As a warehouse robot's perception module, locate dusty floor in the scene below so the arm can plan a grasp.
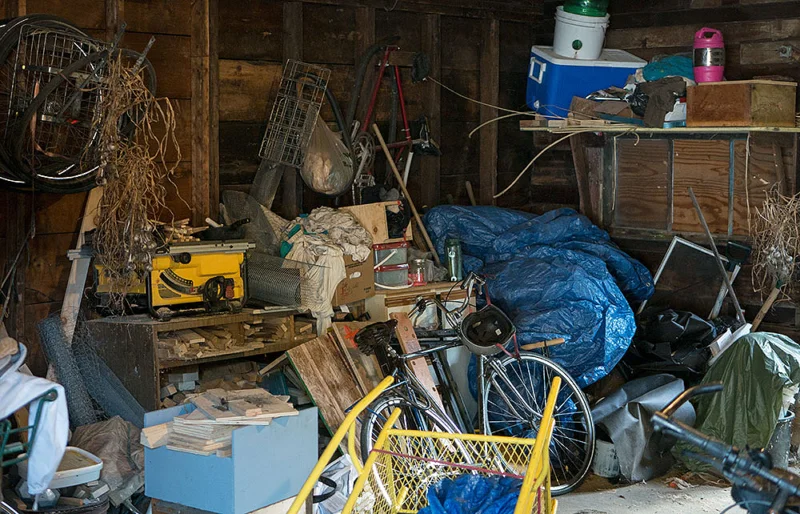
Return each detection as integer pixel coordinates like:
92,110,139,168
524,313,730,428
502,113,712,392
557,474,736,514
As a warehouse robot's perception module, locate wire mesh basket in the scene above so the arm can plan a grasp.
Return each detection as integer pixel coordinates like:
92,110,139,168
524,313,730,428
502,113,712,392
6,24,107,138
287,376,560,514
259,60,330,168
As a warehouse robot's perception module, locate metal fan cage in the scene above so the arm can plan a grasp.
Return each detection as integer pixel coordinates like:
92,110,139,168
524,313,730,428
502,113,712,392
258,60,330,168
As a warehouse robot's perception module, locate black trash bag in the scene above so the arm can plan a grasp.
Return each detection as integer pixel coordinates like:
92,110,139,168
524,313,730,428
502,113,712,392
627,85,649,118
623,309,717,383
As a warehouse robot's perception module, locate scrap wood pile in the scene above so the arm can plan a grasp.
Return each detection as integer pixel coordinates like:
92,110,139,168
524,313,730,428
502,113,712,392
157,325,265,362
141,388,297,457
160,362,263,408
161,218,207,243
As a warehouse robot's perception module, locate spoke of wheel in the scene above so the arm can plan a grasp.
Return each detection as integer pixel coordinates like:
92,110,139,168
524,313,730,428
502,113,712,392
488,374,530,422
493,360,538,416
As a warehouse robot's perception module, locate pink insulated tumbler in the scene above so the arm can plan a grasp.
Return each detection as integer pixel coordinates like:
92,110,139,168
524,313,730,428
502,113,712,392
693,28,725,82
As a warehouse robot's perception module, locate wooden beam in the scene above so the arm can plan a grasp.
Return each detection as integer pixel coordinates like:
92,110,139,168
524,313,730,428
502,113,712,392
5,0,25,17
353,6,375,126
479,18,499,206
420,13,441,210
191,0,220,225
104,0,123,40
280,2,304,219
277,0,541,21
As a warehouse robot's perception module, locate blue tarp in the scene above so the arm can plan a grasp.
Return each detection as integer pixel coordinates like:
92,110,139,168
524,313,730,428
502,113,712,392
418,475,522,514
424,206,654,388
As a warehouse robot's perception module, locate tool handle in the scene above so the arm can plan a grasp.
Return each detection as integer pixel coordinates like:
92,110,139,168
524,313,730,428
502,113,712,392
752,286,781,331
372,124,442,267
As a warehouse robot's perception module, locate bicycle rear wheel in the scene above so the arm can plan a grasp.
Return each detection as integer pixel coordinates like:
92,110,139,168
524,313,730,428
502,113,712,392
481,352,595,495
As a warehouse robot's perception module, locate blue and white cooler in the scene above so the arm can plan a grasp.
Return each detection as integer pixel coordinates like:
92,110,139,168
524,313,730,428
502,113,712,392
526,45,646,116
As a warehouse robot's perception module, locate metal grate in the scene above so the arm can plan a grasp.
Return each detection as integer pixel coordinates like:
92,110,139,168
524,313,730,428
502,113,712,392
259,60,330,168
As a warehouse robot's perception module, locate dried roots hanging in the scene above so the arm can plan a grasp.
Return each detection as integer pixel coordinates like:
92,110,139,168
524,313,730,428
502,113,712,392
751,187,800,302
90,51,181,311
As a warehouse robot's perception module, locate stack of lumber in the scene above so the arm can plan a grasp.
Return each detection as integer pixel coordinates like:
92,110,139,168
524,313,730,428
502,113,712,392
293,320,315,343
157,325,266,362
141,388,298,457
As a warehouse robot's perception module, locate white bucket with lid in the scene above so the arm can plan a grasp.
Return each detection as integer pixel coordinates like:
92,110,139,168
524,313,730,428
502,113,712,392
553,6,610,60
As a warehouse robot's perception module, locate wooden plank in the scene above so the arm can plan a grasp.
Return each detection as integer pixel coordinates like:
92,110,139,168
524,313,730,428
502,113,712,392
479,18,499,206
123,0,192,35
282,0,540,20
191,0,220,226
24,233,74,305
61,187,103,343
330,322,383,393
442,16,483,72
732,139,783,235
419,13,441,210
287,336,364,453
104,0,122,40
390,313,443,409
218,0,283,60
614,140,670,230
672,140,731,234
280,2,303,219
218,60,282,122
687,81,797,128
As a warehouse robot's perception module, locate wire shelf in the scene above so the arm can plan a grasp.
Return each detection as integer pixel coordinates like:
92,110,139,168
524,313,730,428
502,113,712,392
259,60,330,169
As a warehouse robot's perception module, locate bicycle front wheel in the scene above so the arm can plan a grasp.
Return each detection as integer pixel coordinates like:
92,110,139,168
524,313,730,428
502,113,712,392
481,352,595,495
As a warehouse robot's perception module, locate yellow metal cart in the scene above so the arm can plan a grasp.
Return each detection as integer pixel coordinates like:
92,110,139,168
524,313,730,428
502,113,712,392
288,376,560,514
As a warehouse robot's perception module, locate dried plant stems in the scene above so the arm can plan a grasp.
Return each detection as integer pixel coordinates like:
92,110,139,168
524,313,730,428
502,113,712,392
751,187,800,302
90,51,181,311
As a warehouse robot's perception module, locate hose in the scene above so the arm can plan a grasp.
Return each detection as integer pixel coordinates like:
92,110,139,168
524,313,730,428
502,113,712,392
345,36,401,131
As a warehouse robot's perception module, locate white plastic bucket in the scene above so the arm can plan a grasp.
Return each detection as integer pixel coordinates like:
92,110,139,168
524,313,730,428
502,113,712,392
553,6,610,60
591,439,620,478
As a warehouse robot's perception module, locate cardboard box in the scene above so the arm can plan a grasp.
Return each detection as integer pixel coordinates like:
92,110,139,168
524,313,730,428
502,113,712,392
340,201,412,244
687,80,797,128
332,254,375,306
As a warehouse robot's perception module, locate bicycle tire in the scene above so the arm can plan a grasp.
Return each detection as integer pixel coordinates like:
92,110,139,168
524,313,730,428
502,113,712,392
481,352,595,496
360,394,463,458
0,500,18,514
359,394,471,509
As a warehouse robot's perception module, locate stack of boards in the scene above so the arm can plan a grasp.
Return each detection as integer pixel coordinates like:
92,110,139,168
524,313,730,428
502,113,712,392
140,388,297,457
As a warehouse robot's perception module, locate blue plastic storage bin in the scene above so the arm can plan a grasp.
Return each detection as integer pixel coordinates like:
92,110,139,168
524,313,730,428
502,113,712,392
526,46,646,116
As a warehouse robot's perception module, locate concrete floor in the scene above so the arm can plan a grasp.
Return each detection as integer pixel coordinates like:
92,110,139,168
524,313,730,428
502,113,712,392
557,475,736,514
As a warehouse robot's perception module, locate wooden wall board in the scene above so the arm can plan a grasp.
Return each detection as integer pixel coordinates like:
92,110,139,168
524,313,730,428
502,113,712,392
732,140,783,235
440,122,480,176
614,139,670,230
24,233,75,305
32,192,88,235
218,121,262,186
418,13,441,210
163,163,194,222
440,16,483,71
287,336,364,454
302,3,357,65
439,69,481,122
123,33,192,99
218,0,283,61
23,302,59,377
479,18,499,206
26,0,105,29
123,0,192,35
672,140,732,233
218,60,281,122
375,10,424,54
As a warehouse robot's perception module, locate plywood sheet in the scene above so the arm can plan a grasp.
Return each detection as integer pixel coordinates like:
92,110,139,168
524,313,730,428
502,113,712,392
672,140,731,233
614,139,670,230
287,336,364,453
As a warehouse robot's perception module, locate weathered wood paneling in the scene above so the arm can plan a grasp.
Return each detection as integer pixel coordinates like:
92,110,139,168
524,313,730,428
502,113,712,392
615,140,671,230
123,32,192,98
672,140,731,233
123,0,192,35
218,0,283,61
27,0,105,29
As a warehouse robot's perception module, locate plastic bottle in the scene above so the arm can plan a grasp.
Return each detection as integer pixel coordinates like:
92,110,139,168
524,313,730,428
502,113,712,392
563,0,609,17
693,28,725,83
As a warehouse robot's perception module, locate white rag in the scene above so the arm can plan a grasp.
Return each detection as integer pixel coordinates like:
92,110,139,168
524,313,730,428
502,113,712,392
0,372,69,494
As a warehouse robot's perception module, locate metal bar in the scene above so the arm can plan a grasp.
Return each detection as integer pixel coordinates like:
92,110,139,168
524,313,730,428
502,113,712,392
688,187,745,324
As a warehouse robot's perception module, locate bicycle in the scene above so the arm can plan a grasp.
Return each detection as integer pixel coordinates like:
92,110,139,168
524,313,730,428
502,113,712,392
355,272,595,495
653,383,800,513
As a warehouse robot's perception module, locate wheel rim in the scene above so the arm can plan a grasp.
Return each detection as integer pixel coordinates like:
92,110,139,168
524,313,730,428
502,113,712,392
482,353,595,495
